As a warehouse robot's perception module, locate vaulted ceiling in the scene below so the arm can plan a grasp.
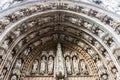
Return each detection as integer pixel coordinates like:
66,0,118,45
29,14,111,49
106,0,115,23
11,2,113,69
0,0,120,80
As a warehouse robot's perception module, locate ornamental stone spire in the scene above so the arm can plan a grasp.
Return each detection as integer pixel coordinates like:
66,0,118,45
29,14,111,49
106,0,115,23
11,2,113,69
54,43,66,80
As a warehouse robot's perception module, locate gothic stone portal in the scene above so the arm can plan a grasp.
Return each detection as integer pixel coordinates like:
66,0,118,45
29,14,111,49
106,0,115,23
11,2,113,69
20,43,98,80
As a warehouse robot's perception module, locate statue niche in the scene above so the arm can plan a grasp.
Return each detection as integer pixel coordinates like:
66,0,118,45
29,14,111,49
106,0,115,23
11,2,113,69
80,59,88,75
65,56,72,75
64,51,72,75
48,50,54,75
28,43,92,79
72,55,80,75
40,51,47,75
31,59,39,74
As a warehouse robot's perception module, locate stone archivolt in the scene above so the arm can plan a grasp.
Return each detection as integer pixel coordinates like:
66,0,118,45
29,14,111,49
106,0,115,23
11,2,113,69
0,0,120,80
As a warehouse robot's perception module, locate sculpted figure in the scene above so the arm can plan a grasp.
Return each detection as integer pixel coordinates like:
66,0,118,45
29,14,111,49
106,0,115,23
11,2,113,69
81,8,90,14
0,47,6,63
0,17,10,28
116,72,120,80
48,55,54,75
103,16,113,25
13,11,24,19
94,41,101,49
14,30,21,37
32,59,39,73
29,6,37,13
23,48,30,55
80,59,88,75
84,22,92,30
101,74,108,80
13,59,22,77
98,29,105,38
87,48,95,56
95,12,106,21
114,49,120,63
15,59,22,69
115,26,120,34
72,56,80,75
96,59,107,76
11,75,17,80
40,55,47,74
2,39,9,49
65,56,72,75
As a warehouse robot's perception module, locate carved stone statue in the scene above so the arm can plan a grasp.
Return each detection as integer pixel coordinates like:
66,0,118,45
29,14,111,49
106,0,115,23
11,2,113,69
94,41,101,49
40,55,47,74
72,55,80,75
95,12,106,21
97,29,105,38
32,59,39,73
23,48,30,55
116,72,120,80
13,59,22,77
84,22,92,30
0,17,10,28
2,39,9,49
11,75,17,80
96,59,107,76
13,30,21,37
87,48,95,56
101,74,108,80
80,59,88,75
65,56,72,75
15,59,22,69
48,55,54,75
0,47,6,64
13,11,24,19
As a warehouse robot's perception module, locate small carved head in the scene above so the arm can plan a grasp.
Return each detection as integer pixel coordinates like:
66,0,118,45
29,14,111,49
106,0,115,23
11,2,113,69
41,55,47,60
72,55,77,60
48,55,54,60
65,56,70,60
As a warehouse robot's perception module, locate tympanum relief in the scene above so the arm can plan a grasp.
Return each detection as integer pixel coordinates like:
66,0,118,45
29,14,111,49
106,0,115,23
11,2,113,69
30,43,89,77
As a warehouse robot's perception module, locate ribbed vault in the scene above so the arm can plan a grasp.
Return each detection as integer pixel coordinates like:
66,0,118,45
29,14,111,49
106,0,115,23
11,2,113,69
0,0,120,80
